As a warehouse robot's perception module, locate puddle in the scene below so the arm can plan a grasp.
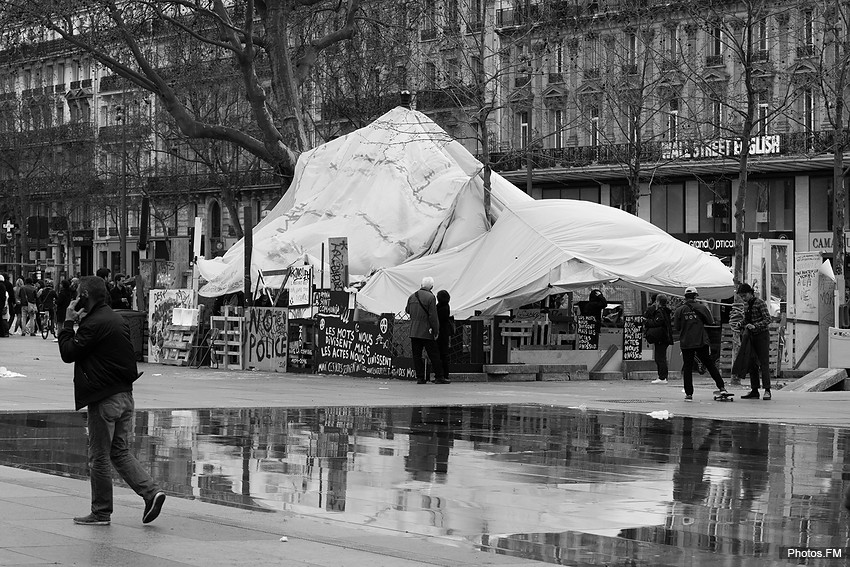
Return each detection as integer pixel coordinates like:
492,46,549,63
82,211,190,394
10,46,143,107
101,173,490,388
0,405,847,565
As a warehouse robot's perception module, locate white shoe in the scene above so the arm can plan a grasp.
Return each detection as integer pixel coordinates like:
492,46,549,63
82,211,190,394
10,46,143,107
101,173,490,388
651,379,668,384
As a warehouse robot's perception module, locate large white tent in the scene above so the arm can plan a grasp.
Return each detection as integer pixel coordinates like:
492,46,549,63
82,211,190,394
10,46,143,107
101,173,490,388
197,107,530,296
199,107,733,313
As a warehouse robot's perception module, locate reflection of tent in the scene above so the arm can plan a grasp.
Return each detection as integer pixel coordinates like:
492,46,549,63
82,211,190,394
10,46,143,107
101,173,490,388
358,200,734,318
199,106,733,309
198,107,531,296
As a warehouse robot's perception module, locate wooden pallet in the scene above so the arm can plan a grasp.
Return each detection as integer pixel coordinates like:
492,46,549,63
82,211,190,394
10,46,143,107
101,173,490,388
160,325,197,366
210,314,244,370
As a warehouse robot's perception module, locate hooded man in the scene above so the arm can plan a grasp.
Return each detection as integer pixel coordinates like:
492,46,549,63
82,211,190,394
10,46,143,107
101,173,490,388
672,286,727,401
58,275,166,526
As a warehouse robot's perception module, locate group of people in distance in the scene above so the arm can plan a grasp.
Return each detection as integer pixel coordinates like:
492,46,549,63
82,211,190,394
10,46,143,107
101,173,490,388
644,283,773,401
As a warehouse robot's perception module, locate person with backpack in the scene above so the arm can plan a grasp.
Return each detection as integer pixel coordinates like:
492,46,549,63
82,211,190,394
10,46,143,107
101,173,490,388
672,287,728,401
644,293,673,385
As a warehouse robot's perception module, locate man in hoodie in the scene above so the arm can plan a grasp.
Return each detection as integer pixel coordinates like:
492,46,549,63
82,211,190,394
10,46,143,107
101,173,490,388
672,286,728,401
58,276,166,526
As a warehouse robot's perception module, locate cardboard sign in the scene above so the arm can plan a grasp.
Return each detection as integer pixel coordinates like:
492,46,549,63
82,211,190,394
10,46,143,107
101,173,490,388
245,307,288,372
316,315,415,379
328,237,349,291
794,251,821,322
287,319,314,372
312,289,350,316
622,315,644,360
148,289,195,363
287,266,312,307
576,315,598,350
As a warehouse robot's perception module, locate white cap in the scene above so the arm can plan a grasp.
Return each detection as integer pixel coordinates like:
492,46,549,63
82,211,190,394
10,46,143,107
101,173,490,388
684,286,698,296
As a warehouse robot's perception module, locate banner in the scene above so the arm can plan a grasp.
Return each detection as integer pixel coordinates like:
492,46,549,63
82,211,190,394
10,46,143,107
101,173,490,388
245,307,288,372
794,251,821,322
576,315,598,350
287,266,312,307
316,315,415,379
312,289,350,316
622,315,643,360
328,237,349,291
148,289,195,363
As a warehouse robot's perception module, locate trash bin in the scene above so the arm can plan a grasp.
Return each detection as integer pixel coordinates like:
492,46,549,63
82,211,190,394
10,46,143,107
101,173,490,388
115,309,146,362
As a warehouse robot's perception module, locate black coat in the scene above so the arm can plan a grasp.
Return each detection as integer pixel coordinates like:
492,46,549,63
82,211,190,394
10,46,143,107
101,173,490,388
58,302,139,410
644,304,673,345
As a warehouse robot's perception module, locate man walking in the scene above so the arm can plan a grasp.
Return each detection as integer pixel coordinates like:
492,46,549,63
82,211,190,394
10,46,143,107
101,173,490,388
735,283,773,400
673,286,728,401
18,277,37,336
406,276,445,384
58,276,166,525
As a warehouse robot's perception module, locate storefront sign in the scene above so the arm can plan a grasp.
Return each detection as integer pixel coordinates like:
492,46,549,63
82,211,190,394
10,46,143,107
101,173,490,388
622,315,643,360
662,135,780,160
316,315,416,379
245,307,287,372
672,232,792,256
809,232,850,252
72,229,94,245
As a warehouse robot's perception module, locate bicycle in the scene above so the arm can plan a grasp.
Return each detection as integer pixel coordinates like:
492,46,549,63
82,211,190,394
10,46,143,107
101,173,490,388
40,308,56,340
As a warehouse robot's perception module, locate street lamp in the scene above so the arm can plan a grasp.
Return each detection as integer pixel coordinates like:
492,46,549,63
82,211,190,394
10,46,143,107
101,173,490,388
115,100,128,277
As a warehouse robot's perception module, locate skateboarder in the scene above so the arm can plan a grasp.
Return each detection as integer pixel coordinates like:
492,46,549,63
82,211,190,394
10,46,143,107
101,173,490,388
672,287,729,401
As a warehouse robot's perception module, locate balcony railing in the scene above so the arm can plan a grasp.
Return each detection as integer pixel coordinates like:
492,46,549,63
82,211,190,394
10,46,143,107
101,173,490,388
797,44,815,58
754,49,769,62
621,63,638,75
515,74,531,87
466,20,484,34
705,54,724,66
420,28,437,40
548,72,564,84
584,68,600,80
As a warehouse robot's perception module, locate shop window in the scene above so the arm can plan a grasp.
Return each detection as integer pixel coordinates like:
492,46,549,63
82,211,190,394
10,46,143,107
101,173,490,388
650,183,685,233
744,178,794,231
809,177,850,232
698,180,732,232
540,186,600,202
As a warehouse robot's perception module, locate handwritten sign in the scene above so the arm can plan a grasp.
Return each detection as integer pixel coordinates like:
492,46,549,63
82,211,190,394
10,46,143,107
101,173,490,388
622,315,643,360
148,289,195,363
328,237,349,291
576,315,598,350
795,251,821,322
316,315,415,379
287,266,312,307
287,319,315,372
245,307,287,372
312,289,350,316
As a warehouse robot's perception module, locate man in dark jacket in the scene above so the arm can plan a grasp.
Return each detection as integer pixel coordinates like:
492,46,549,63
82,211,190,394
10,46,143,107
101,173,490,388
736,283,773,400
58,276,165,526
18,277,37,336
644,293,673,384
672,286,727,401
406,276,444,384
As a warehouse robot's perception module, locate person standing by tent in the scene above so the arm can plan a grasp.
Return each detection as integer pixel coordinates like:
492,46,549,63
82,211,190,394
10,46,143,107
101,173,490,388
579,289,607,335
672,287,728,401
435,290,454,384
406,277,444,385
644,293,673,384
735,283,773,401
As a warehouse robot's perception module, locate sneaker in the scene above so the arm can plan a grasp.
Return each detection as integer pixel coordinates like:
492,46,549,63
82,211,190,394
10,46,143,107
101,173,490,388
741,391,760,400
651,379,668,384
434,378,451,384
713,389,729,396
684,394,693,401
143,491,166,524
73,514,110,525
762,391,772,401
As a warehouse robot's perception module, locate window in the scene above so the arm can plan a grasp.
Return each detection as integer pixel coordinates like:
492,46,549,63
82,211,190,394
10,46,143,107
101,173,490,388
667,25,679,60
585,35,599,69
626,31,637,66
650,183,685,233
810,177,850,231
745,178,794,231
804,88,815,132
756,91,769,135
541,186,600,201
551,109,563,149
712,25,723,56
667,97,679,142
710,98,723,136
552,41,564,74
425,62,437,88
757,18,768,53
698,180,732,231
519,111,529,149
471,56,483,81
803,9,814,47
590,105,600,146
446,58,459,83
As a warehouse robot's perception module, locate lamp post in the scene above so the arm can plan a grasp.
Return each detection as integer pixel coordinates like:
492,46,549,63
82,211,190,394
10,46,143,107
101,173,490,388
116,99,128,277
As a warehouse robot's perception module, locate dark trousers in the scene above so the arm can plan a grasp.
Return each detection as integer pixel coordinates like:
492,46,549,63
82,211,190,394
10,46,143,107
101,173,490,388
411,337,443,382
436,337,450,380
653,342,669,380
87,392,160,518
681,345,725,396
748,331,772,392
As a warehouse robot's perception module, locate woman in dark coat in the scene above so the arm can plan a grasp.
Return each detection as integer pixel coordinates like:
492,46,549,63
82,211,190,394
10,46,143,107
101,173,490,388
644,293,673,384
56,279,73,326
435,290,454,384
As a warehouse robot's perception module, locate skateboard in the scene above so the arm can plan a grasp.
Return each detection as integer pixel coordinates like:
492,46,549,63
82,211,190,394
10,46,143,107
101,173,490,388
713,391,734,402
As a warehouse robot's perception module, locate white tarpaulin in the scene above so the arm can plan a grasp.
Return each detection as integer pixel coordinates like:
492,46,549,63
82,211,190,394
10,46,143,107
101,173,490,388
357,199,735,318
198,107,531,296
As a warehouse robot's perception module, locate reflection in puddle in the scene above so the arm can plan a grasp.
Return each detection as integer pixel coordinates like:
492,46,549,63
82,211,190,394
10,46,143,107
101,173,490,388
0,405,847,565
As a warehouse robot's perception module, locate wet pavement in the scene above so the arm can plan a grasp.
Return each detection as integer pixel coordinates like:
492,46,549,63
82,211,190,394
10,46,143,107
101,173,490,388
1,403,849,566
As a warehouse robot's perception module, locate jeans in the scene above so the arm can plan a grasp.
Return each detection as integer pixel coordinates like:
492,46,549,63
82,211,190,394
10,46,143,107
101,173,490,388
87,392,160,518
21,303,36,335
681,345,725,396
653,342,669,380
411,337,443,381
748,331,772,392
